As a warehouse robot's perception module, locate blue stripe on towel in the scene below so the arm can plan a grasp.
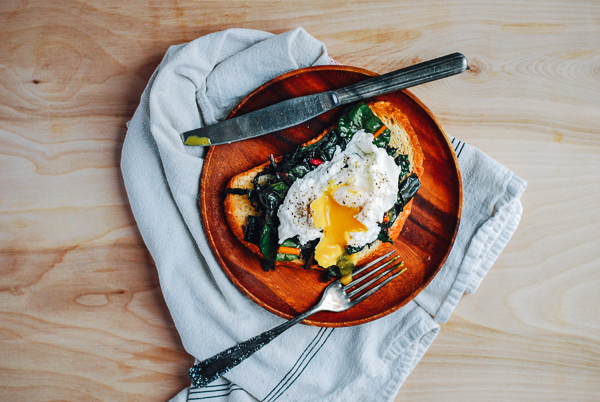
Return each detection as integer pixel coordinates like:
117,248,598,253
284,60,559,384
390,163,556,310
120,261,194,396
188,383,242,400
264,327,335,402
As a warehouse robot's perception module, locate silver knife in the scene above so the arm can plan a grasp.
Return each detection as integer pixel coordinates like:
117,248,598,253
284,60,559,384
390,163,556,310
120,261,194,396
182,52,467,146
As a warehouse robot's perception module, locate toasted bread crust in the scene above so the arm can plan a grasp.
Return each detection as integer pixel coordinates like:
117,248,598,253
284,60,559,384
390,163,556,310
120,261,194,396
224,100,424,269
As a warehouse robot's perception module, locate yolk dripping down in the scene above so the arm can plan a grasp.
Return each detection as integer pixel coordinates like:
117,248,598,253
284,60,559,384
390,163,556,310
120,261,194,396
310,186,368,268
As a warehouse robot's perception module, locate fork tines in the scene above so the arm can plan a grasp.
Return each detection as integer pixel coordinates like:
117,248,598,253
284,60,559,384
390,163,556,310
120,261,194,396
344,251,406,303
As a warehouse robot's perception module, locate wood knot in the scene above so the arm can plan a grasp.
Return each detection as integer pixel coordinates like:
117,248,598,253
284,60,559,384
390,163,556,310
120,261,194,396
467,64,480,74
464,58,489,83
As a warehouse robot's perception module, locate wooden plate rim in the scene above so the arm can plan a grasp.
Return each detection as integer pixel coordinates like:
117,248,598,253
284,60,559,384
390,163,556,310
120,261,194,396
200,65,462,326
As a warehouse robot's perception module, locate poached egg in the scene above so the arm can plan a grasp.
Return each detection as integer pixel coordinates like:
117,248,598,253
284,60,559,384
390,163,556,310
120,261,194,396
277,130,402,267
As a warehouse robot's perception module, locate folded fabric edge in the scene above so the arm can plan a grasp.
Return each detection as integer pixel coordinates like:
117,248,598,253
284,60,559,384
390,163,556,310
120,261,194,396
378,308,440,401
465,197,523,294
434,173,527,324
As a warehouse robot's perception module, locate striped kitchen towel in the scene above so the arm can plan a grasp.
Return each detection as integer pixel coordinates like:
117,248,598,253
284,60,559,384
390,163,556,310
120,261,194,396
121,27,526,402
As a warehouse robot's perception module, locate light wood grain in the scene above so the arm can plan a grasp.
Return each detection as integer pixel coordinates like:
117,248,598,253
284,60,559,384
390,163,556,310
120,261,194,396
1,0,599,401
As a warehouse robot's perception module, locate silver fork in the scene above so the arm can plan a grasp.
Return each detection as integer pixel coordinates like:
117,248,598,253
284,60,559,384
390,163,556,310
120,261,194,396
189,250,405,388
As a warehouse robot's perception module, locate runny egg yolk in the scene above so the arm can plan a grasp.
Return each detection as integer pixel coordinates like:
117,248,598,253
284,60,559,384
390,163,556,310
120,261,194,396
310,186,368,268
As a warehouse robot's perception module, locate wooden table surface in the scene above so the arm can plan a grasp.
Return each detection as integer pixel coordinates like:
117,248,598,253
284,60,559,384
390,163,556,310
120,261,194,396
1,1,599,400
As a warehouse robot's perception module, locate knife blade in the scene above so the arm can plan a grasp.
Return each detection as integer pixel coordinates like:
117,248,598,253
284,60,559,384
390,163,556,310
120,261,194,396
182,52,467,146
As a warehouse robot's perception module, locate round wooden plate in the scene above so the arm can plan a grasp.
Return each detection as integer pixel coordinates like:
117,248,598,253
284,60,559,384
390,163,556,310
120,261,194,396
199,65,462,327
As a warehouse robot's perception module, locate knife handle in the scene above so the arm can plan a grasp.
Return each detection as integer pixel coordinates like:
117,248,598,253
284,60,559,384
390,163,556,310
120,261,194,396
334,52,467,105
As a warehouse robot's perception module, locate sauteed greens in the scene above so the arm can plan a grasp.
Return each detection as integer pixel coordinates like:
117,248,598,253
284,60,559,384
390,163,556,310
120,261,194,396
226,102,420,275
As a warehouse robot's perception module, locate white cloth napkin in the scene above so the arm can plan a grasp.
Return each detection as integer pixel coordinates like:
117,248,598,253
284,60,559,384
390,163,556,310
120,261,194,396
120,28,527,402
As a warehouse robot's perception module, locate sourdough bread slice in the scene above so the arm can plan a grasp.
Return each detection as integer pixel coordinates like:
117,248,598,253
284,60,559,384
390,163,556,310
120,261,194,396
224,100,424,269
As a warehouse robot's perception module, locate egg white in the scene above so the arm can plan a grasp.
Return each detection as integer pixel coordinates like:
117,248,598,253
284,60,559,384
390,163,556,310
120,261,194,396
277,130,402,248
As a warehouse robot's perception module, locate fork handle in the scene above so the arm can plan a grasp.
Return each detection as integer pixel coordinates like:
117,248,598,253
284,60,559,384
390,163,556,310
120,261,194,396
189,307,317,388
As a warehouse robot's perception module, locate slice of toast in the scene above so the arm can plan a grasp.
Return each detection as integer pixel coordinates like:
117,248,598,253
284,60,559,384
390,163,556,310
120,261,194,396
224,100,424,269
